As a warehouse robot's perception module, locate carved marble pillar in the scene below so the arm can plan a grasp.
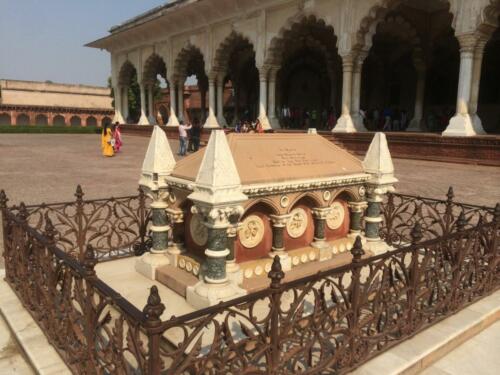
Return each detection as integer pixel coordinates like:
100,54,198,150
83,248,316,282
348,201,367,237
177,83,185,123
166,78,179,127
364,188,384,241
351,52,368,131
333,54,357,133
166,208,184,265
200,86,207,123
226,223,242,284
147,85,156,124
407,58,426,132
216,76,228,127
258,68,271,129
311,208,331,248
135,188,170,280
204,73,220,128
443,34,478,137
138,83,150,125
122,86,129,123
268,68,279,129
113,85,125,124
270,214,292,271
469,37,488,135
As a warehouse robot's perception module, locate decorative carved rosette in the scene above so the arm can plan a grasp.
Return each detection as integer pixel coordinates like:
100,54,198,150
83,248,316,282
326,202,345,230
189,213,208,246
238,215,265,249
287,208,308,238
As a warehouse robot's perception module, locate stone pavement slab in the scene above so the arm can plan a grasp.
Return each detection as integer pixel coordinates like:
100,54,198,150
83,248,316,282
0,278,70,375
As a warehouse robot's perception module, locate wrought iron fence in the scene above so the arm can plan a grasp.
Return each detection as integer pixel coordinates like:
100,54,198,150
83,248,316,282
1,188,499,374
1,186,151,261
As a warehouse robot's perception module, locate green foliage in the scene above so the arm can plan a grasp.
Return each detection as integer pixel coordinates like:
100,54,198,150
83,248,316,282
127,70,141,123
0,125,100,134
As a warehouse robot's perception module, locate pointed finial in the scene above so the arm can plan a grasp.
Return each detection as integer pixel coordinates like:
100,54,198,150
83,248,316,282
268,255,284,289
18,202,28,222
410,222,423,244
143,286,165,326
83,244,97,277
476,214,484,228
455,211,468,232
75,185,84,202
351,236,365,262
0,190,8,209
44,216,57,243
446,187,454,203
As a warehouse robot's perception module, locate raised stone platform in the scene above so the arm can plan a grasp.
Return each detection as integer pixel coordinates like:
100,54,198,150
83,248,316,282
118,125,500,167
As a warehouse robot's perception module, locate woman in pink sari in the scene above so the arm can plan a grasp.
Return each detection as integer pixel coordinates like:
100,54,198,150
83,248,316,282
112,123,123,152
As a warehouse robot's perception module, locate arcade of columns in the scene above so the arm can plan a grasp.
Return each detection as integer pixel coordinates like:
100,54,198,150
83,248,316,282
92,0,500,136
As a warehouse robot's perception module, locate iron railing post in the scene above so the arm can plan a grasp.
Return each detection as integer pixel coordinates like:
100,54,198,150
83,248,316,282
268,255,284,374
407,223,423,333
349,236,365,367
143,286,165,375
0,190,9,272
444,186,455,235
75,185,85,260
136,188,148,256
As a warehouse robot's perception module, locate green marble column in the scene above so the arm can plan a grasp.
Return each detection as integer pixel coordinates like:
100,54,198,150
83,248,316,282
364,195,383,240
150,200,169,253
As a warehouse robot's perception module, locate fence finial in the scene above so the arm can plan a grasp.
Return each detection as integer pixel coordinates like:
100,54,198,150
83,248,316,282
143,286,165,325
18,202,28,222
351,236,365,263
83,244,97,277
446,186,454,202
410,222,423,244
268,255,284,289
476,214,484,228
456,211,468,232
75,185,84,201
0,190,8,209
494,203,500,223
44,216,57,243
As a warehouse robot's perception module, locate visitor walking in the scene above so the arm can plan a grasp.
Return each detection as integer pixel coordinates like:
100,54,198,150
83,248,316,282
101,123,114,157
112,123,123,152
191,121,201,152
178,120,192,156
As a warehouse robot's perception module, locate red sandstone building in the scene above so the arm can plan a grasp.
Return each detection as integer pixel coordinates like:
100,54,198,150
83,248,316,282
0,79,114,127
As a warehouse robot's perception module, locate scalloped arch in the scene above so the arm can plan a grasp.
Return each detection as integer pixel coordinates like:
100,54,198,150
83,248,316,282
244,199,280,216
288,192,323,211
265,13,338,66
213,31,257,73
142,53,167,83
355,0,455,52
478,0,500,31
173,44,206,80
118,60,138,85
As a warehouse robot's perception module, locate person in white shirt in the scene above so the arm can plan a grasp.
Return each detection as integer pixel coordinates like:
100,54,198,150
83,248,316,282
178,121,192,156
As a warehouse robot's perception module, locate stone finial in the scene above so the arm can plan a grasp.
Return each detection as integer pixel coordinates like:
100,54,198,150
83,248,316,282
75,185,84,202
362,133,398,186
446,186,455,203
44,216,57,243
143,285,165,326
139,126,176,191
268,255,284,289
351,236,365,262
189,130,247,205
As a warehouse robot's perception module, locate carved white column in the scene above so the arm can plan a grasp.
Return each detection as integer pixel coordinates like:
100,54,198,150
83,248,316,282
166,78,179,127
122,86,129,123
216,76,228,127
204,73,220,128
333,54,357,133
268,68,279,129
177,83,184,123
258,67,271,129
407,58,426,132
113,85,125,124
147,85,156,125
351,52,368,131
443,34,477,137
138,83,150,125
469,38,488,134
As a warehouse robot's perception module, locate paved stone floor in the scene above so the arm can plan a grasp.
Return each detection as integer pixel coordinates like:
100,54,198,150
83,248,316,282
0,133,498,374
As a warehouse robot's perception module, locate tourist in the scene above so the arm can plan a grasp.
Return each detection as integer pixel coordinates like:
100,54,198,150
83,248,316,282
255,119,264,133
112,122,123,152
327,107,336,130
101,123,114,157
178,120,192,156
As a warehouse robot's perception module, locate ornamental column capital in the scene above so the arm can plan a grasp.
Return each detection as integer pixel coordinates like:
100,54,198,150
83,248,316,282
348,201,368,212
311,207,333,220
166,208,184,223
456,33,478,53
270,214,292,228
191,204,244,229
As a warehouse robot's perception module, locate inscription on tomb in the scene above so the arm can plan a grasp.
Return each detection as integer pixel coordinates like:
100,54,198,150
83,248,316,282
255,147,335,169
